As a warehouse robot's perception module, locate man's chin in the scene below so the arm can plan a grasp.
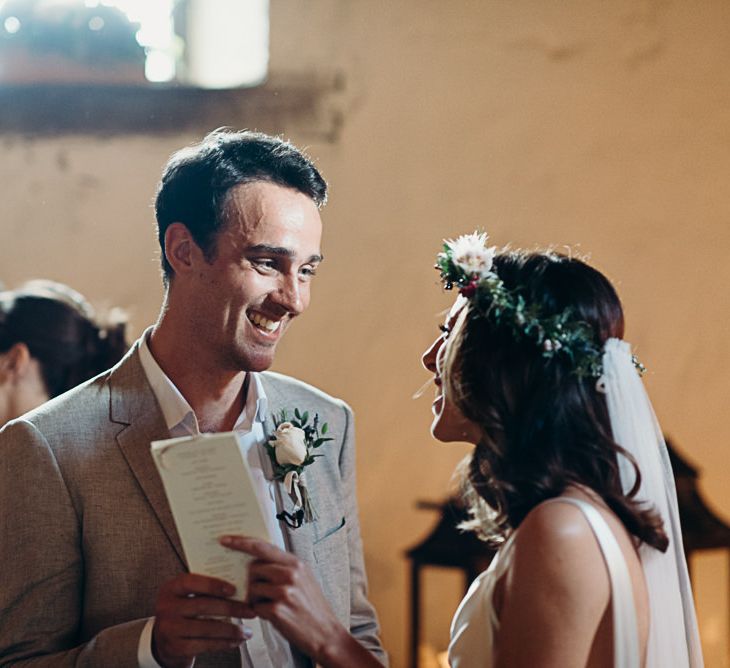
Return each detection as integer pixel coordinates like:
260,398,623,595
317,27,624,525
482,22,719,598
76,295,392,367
246,360,274,373
235,347,278,373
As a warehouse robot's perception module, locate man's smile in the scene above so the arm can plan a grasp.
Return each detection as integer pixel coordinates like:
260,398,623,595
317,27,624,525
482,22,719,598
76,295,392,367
247,309,283,334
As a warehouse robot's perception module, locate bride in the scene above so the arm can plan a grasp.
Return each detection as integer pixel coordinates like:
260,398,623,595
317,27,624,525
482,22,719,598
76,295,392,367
222,232,703,667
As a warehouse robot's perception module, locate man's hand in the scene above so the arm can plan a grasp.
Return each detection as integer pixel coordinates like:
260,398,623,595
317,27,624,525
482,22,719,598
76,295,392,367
151,572,253,668
220,536,381,668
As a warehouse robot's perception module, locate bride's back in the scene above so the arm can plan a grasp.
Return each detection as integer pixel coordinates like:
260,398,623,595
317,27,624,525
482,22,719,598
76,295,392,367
488,486,648,667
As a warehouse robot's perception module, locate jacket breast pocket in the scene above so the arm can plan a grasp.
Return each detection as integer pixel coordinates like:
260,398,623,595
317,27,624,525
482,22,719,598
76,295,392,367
313,516,346,546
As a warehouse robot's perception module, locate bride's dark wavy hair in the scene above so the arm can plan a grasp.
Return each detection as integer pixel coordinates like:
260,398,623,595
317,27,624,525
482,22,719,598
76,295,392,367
444,250,668,551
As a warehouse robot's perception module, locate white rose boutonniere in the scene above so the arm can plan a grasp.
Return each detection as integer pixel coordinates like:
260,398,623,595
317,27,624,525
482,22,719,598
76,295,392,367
270,422,308,466
265,408,333,527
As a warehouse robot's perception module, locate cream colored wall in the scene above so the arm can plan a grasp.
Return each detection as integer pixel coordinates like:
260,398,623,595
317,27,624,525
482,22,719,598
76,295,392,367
1,1,729,666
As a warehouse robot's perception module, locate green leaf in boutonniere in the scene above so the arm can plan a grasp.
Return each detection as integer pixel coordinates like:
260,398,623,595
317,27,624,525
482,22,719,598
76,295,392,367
267,408,334,527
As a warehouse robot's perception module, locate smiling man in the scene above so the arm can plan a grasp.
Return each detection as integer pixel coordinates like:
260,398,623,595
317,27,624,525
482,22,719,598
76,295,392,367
0,130,385,668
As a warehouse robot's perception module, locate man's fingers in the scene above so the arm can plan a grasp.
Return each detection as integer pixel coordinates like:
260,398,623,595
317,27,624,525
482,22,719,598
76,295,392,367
164,572,236,598
247,581,299,607
234,601,257,618
248,562,298,586
156,574,252,621
245,599,298,627
152,617,252,665
174,617,247,641
159,594,252,620
220,536,296,564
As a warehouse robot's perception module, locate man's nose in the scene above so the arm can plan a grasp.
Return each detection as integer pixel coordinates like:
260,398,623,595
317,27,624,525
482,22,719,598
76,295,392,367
272,274,305,315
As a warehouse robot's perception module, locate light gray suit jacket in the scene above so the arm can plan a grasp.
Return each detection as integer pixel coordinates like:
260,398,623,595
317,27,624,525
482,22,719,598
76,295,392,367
0,342,385,667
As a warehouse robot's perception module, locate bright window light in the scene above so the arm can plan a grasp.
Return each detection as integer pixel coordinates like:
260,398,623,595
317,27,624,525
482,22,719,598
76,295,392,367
101,0,175,82
145,48,174,83
3,16,20,34
105,0,268,87
185,0,269,89
0,0,268,88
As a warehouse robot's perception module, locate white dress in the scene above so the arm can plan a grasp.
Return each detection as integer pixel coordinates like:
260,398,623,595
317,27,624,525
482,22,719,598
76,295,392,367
448,497,641,668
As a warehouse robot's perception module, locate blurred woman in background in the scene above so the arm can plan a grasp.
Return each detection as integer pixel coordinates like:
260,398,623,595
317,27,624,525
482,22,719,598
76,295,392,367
0,279,128,424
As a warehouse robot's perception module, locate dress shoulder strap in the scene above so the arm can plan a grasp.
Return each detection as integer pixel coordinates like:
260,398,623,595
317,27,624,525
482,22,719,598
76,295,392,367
544,497,641,668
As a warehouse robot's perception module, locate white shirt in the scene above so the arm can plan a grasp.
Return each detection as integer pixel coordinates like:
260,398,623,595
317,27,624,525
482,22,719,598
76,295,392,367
136,332,297,668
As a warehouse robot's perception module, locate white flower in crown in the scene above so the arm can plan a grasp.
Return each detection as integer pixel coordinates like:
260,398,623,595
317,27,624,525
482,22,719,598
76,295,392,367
445,231,496,279
270,422,308,466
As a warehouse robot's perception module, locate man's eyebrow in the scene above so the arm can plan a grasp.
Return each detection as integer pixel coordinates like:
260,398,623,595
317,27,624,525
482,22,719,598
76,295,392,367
245,244,323,264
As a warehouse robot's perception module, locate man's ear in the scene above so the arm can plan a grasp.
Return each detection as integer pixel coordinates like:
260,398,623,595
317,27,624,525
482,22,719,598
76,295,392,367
164,223,202,276
0,342,31,382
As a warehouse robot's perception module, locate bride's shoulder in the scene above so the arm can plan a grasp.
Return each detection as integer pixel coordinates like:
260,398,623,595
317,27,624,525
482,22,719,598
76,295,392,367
505,496,610,607
514,496,603,555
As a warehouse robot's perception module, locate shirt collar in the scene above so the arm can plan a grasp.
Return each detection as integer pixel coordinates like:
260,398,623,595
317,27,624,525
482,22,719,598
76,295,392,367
235,371,269,432
138,328,268,435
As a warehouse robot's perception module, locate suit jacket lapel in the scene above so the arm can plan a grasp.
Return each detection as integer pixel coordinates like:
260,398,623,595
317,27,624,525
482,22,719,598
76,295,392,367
108,362,321,574
253,375,318,668
259,374,316,570
109,343,187,567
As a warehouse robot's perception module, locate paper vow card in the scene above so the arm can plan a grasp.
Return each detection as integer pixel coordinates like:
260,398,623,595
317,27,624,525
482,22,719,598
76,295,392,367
151,432,272,601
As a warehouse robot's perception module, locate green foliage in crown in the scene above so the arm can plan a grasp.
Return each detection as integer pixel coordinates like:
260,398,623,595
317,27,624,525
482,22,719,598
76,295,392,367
435,232,640,380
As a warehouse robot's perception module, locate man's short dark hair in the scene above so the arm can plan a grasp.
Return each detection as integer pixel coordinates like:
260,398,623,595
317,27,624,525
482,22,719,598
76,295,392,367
154,128,328,283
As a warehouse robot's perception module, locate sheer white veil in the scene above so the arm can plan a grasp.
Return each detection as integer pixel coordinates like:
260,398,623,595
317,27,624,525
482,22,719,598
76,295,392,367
600,339,703,667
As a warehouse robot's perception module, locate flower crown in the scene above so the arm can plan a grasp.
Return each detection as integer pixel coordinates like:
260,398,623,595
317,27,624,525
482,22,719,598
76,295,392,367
435,232,645,379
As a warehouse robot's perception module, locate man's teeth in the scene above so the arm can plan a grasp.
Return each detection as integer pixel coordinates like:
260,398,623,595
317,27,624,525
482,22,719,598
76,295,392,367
249,313,281,332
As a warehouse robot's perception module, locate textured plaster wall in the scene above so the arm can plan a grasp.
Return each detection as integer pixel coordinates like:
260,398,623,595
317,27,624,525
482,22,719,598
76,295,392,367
1,1,729,666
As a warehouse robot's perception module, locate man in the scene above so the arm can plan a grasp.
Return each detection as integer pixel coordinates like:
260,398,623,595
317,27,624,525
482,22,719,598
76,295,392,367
0,130,385,667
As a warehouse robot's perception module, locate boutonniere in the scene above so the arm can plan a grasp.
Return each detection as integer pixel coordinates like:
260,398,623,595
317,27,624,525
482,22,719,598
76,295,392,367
265,408,333,528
